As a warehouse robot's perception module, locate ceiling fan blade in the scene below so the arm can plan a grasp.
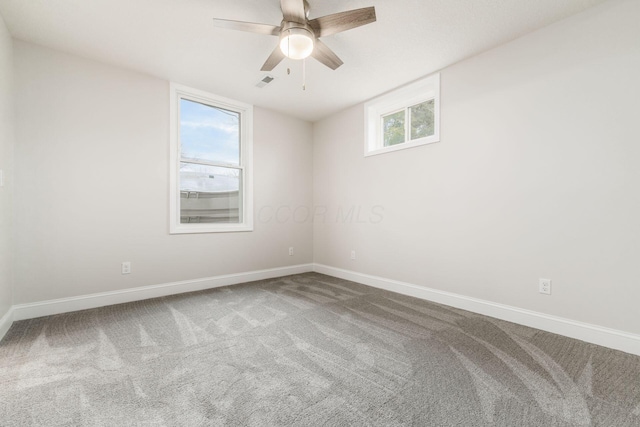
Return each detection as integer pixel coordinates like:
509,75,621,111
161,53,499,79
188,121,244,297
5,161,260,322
212,18,280,36
261,45,286,71
280,0,307,23
311,39,343,70
308,7,376,38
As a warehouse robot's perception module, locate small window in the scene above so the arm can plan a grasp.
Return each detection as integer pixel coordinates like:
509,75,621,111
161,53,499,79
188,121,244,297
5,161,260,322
169,83,253,233
365,74,440,156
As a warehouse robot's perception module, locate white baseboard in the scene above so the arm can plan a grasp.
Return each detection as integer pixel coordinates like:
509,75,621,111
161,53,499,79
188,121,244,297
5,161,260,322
9,263,314,324
3,262,639,357
313,264,640,356
0,307,13,343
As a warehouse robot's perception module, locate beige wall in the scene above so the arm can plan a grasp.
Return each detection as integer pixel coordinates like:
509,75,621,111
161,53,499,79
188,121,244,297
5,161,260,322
313,0,640,334
0,14,14,318
13,41,313,304
6,0,640,341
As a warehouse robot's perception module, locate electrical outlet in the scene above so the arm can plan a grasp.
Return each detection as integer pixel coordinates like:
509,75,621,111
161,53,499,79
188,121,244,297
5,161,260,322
539,278,551,295
350,250,356,260
122,262,131,275
289,247,294,256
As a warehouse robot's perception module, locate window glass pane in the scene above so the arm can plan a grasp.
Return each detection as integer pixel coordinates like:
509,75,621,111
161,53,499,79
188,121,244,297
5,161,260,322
180,98,240,165
382,110,406,146
410,99,435,140
179,162,241,224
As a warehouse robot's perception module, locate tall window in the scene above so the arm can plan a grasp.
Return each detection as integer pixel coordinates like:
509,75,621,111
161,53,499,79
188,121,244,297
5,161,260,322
365,74,440,156
169,83,253,233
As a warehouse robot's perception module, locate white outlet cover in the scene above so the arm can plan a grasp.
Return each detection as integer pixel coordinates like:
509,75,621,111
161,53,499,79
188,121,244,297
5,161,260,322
539,278,551,295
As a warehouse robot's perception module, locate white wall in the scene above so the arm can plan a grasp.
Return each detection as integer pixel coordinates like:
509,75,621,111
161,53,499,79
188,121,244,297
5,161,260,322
13,41,313,304
313,0,640,334
0,14,14,320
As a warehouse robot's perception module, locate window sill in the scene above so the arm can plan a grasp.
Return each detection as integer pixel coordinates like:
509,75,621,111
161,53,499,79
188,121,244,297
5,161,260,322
364,136,439,157
169,224,254,234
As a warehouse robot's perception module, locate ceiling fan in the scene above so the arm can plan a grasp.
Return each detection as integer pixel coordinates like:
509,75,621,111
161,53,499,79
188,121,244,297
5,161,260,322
212,0,377,71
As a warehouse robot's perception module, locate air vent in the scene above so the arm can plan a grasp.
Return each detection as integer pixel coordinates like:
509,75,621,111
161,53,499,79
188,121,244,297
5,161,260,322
256,75,275,88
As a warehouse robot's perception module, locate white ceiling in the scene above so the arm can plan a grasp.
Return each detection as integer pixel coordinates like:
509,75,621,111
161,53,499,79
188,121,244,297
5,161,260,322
0,0,607,122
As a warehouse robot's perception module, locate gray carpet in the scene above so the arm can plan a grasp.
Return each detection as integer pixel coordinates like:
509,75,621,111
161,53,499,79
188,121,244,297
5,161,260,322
1,273,639,426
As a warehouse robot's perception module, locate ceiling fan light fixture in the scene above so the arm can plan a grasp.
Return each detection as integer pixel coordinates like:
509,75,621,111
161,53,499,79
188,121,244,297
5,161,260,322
279,27,314,60
212,1,376,71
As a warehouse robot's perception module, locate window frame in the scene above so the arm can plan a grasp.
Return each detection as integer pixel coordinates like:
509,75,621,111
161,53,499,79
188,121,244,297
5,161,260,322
169,83,253,234
364,73,440,157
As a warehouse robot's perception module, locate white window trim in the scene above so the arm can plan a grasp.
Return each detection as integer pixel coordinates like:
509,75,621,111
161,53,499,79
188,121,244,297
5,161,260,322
169,83,254,234
364,73,440,157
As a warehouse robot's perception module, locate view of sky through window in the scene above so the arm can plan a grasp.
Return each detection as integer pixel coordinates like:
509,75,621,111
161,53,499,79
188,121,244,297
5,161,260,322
179,99,240,165
179,99,241,195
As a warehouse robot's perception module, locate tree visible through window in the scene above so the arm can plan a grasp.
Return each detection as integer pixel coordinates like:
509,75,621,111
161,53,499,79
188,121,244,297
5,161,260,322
382,99,435,147
365,74,440,156
383,110,405,146
410,100,434,140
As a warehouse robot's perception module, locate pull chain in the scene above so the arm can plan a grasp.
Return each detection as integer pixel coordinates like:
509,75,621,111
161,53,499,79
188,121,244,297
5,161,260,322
302,58,306,91
286,36,292,76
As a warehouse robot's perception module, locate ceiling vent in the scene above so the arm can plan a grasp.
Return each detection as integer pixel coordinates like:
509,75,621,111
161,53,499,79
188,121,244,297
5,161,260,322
256,75,275,88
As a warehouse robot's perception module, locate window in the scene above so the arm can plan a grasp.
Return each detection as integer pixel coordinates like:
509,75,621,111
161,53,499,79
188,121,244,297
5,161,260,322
365,73,440,156
169,83,253,233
